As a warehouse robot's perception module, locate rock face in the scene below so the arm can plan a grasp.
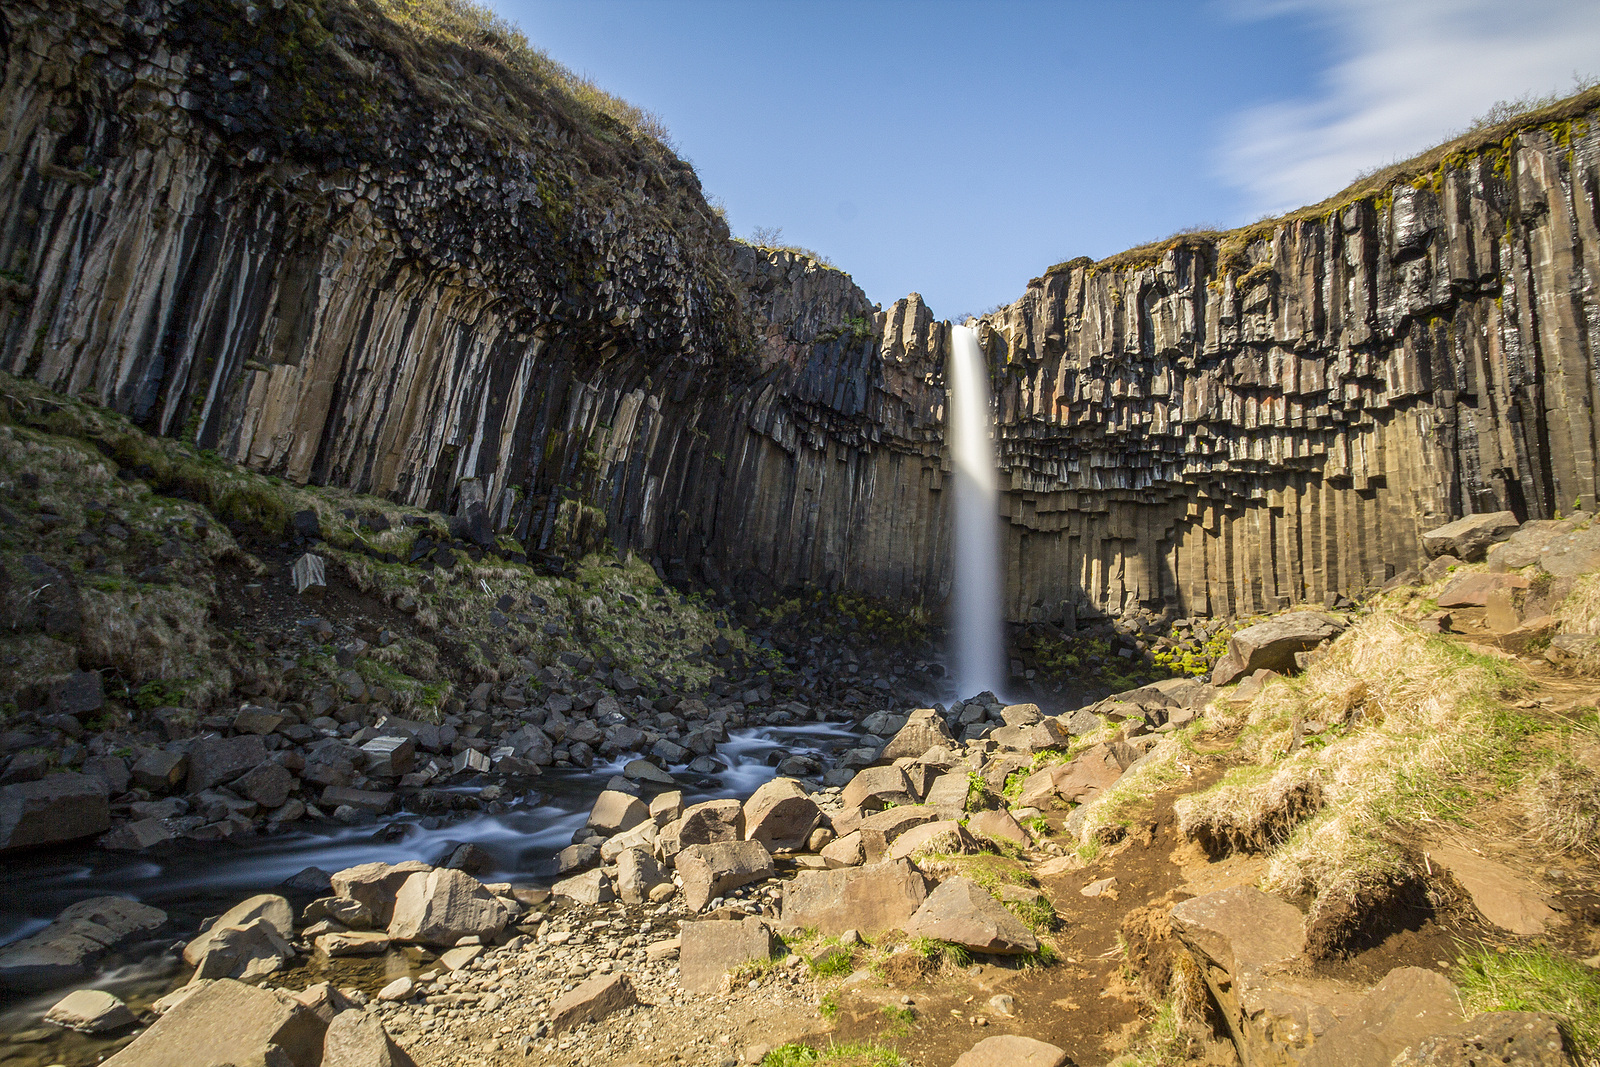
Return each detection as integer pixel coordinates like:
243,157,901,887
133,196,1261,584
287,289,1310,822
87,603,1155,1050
5,0,1600,620
0,773,110,852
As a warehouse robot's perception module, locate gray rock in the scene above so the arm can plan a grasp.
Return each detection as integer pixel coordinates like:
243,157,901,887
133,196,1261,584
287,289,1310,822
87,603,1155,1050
292,553,327,596
321,1007,417,1067
903,876,1038,954
880,708,954,760
189,917,294,981
676,840,774,911
553,869,615,905
678,798,744,845
131,750,187,791
46,988,137,1033
742,778,821,852
615,848,668,904
623,758,675,785
49,671,104,718
780,859,929,935
679,916,775,993
588,789,649,835
0,896,167,992
549,973,636,1036
1392,1011,1573,1066
187,735,268,792
1225,612,1345,677
0,773,110,852
328,861,431,927
1422,511,1520,561
235,762,293,808
952,1035,1068,1067
101,977,326,1067
387,868,508,945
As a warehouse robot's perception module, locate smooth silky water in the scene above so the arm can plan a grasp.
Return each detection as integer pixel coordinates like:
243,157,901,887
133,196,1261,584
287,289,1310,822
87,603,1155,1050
947,324,1005,697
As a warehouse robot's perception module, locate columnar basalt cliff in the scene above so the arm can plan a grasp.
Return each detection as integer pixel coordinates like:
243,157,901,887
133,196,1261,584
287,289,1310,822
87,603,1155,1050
3,0,1599,624
975,102,1600,619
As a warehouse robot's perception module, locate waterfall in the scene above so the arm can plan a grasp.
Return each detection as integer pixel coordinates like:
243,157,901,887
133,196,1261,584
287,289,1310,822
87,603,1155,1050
947,324,1004,697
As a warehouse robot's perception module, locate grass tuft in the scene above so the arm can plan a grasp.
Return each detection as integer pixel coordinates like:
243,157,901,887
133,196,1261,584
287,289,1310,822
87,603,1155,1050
1457,944,1600,1062
761,1042,908,1067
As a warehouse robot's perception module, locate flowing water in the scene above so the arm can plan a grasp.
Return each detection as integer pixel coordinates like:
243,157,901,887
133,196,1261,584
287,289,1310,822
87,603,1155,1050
0,720,863,1045
947,324,1005,697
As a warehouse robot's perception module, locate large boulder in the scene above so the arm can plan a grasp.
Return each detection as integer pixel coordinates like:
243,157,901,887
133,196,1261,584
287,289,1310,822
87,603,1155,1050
321,1008,417,1067
780,859,929,936
840,765,914,814
903,876,1037,954
587,789,649,836
615,848,669,905
1422,511,1520,561
1436,572,1531,609
187,735,269,792
856,805,938,863
328,861,432,927
1485,519,1577,570
102,978,327,1067
1538,526,1600,578
880,709,954,760
676,840,773,912
1392,1011,1574,1066
1300,967,1462,1067
677,798,744,846
742,779,821,852
1223,613,1345,678
386,868,508,945
0,896,168,992
679,916,776,993
0,773,110,851
189,917,294,981
182,895,293,967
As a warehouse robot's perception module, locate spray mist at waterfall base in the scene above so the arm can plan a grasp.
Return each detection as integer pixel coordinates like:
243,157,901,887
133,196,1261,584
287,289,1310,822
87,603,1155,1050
947,324,1006,700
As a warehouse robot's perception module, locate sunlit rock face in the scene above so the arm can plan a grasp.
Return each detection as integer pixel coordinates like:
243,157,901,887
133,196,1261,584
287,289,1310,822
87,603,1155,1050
3,0,1597,621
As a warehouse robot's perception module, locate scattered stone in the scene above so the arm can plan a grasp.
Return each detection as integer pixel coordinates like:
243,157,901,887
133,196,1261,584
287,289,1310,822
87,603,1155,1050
187,735,268,792
677,798,744,845
650,790,684,825
679,916,776,993
588,789,650,835
314,931,391,957
1436,572,1531,609
131,750,188,791
881,709,954,760
839,765,914,816
377,976,414,1002
887,819,977,860
45,989,136,1033
190,917,294,981
742,778,821,852
820,830,864,868
1081,876,1117,898
182,895,293,967
49,671,105,718
236,762,293,808
615,847,669,905
0,897,167,991
319,786,394,814
967,809,1028,846
329,862,430,927
549,973,637,1036
1223,612,1346,678
623,758,675,785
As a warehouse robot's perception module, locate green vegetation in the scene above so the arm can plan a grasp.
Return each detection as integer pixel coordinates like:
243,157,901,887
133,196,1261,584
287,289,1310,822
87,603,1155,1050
903,936,971,971
761,1043,908,1067
1457,945,1600,1062
878,1004,915,1037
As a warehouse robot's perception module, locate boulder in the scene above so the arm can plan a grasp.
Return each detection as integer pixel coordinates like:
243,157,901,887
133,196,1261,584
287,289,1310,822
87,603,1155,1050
600,820,658,862
46,988,137,1033
553,869,615,906
886,819,978,860
235,762,294,808
1299,967,1462,1067
100,817,178,851
102,977,326,1067
187,735,269,792
319,786,394,814
1422,511,1520,561
131,750,187,792
321,1009,417,1067
182,895,293,966
359,736,415,777
1019,744,1131,807
233,706,284,735
1226,613,1345,676
649,790,683,825
856,805,938,863
549,973,636,1036
387,869,508,945
615,848,668,905
190,917,294,981
1392,1011,1574,1066
1538,526,1600,578
0,896,168,991
1436,572,1531,609
679,916,776,993
742,778,821,852
48,670,105,718
967,809,1029,846
820,831,864,868
953,1035,1068,1067
292,982,361,1024
678,798,744,845
313,931,391,957
676,840,773,912
329,862,431,927
1486,520,1576,571
990,718,1070,752
903,876,1037,954
1428,844,1557,936
1169,884,1305,974
587,789,649,836
0,773,110,851
924,771,972,819
880,709,954,761
292,552,327,596
780,859,929,935
623,758,674,785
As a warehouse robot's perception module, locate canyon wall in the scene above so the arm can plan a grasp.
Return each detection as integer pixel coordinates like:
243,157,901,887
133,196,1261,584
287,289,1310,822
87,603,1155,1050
3,0,1598,622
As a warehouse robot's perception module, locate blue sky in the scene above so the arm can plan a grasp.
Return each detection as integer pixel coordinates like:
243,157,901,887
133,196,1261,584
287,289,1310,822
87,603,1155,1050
488,0,1600,318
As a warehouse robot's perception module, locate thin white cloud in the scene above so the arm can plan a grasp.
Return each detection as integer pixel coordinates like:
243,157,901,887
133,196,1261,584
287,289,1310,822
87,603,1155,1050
1221,0,1600,217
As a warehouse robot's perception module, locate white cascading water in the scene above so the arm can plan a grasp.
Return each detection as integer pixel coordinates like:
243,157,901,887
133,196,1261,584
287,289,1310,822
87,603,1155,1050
947,324,1004,697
